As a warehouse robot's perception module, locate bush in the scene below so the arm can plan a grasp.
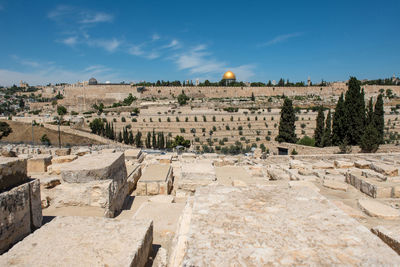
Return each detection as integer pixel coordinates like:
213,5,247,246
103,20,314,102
121,117,126,122
297,136,315,147
40,134,51,146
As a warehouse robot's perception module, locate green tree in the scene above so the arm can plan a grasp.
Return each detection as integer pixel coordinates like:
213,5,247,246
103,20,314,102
40,134,51,146
57,105,67,116
118,131,123,143
344,77,365,145
373,94,384,143
146,132,151,148
359,123,380,153
152,130,157,148
89,118,104,135
134,131,142,147
275,98,297,143
322,109,332,147
251,92,255,101
0,122,12,139
332,93,345,145
177,91,189,105
314,106,325,147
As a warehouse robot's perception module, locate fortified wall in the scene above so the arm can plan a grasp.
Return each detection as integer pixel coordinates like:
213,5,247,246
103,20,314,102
61,84,400,111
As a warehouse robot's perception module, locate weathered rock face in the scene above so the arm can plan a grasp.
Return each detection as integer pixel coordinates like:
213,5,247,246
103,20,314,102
0,217,153,267
47,153,128,217
0,179,42,254
171,185,400,266
27,155,52,173
55,148,71,156
51,155,77,164
370,162,399,177
60,152,127,183
0,157,28,192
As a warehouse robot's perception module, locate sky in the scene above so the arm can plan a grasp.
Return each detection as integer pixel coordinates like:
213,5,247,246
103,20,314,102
0,0,399,86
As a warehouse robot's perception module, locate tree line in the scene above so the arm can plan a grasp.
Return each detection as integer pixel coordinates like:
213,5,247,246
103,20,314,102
276,77,384,152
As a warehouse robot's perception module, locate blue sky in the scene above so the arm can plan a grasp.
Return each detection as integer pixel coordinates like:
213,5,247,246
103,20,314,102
0,0,399,86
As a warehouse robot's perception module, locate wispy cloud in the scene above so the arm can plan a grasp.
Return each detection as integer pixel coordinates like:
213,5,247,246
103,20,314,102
48,5,113,25
80,12,113,24
11,55,41,68
0,63,128,86
260,32,303,46
88,38,121,52
152,34,160,41
163,39,180,49
60,36,78,46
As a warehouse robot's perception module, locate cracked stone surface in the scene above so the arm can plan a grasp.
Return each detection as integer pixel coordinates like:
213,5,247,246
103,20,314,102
178,185,400,266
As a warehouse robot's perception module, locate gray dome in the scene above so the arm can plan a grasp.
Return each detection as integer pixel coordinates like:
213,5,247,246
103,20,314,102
89,77,98,85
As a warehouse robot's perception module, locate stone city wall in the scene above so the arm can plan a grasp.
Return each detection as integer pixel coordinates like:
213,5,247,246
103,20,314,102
61,84,400,111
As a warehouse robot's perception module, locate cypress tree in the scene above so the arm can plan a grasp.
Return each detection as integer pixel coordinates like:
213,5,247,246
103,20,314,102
128,131,134,145
275,97,297,143
366,97,374,123
344,77,365,145
322,109,332,147
152,130,156,148
374,94,384,143
360,123,380,153
135,131,142,147
332,93,345,145
314,106,325,147
118,131,123,143
123,127,129,144
146,132,151,148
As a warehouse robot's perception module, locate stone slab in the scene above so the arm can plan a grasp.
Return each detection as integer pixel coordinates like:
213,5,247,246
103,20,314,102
288,181,320,192
332,200,366,219
0,179,42,254
358,199,400,219
124,148,142,160
334,160,354,168
323,180,348,191
141,164,171,182
173,185,400,266
372,225,400,255
0,157,28,191
370,162,399,177
355,160,371,169
27,155,52,173
60,152,127,183
346,172,393,198
0,216,153,267
51,155,77,164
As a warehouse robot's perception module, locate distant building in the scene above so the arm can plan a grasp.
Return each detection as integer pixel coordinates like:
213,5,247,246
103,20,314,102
222,71,236,85
19,80,29,88
307,76,311,86
88,77,98,85
195,79,200,86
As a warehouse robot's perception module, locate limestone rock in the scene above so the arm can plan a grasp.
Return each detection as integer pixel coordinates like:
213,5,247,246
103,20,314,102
334,160,354,168
0,179,42,254
232,179,247,187
371,225,400,255
124,149,142,160
358,199,400,219
51,155,77,164
175,185,400,266
0,217,153,267
27,155,52,173
1,149,16,157
323,180,348,191
60,152,127,183
288,181,320,192
0,157,28,191
332,200,366,219
149,195,175,203
55,148,71,156
355,160,371,169
370,162,398,177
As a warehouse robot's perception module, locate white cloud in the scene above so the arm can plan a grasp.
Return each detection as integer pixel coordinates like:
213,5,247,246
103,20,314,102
128,45,144,56
174,44,225,75
152,33,160,41
260,32,303,46
48,5,113,25
86,38,120,52
80,12,113,24
61,36,78,46
230,65,256,81
0,64,127,86
163,39,180,49
145,51,160,60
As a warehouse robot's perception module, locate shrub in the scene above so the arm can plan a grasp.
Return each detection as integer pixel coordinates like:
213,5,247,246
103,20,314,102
297,136,315,147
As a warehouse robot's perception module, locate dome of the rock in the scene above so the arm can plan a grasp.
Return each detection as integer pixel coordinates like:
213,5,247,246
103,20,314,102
222,71,236,80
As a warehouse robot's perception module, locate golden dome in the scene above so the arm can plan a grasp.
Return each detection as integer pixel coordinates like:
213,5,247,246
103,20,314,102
222,71,236,80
